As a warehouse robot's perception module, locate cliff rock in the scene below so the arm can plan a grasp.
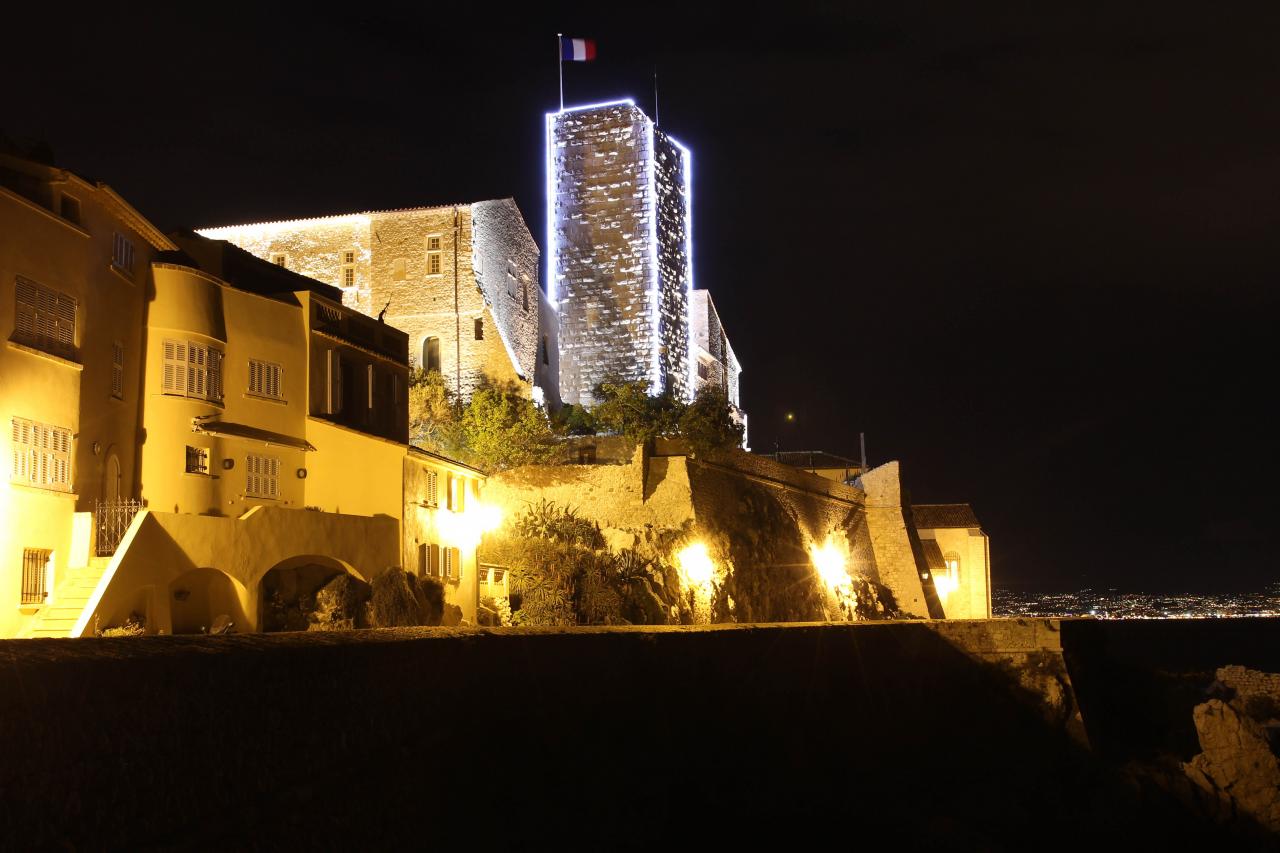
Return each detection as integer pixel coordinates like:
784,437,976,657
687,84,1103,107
1183,683,1280,832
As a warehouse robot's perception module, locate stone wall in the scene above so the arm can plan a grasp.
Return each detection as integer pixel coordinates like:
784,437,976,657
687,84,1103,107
857,462,939,618
471,199,540,386
6,618,1259,848
551,104,660,405
654,130,690,400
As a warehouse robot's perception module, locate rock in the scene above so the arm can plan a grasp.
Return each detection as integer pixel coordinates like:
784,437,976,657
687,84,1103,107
441,603,464,627
414,575,445,626
476,605,500,627
208,614,233,635
1182,697,1280,831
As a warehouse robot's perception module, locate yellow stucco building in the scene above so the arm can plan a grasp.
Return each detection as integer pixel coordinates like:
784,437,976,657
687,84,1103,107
913,503,992,619
2,150,490,638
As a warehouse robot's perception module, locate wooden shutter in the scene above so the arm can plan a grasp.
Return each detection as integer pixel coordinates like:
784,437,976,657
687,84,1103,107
429,544,440,577
111,342,124,398
208,350,222,401
163,340,186,394
13,278,36,343
187,344,205,397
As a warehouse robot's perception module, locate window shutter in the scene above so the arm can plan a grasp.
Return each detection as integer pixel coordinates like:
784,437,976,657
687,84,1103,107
452,548,462,581
443,546,453,580
268,457,279,498
429,544,440,577
111,342,124,398
209,350,223,401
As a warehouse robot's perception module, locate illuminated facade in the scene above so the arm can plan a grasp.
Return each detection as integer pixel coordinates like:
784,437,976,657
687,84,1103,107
1,151,494,637
0,149,175,640
912,503,992,619
198,200,558,406
547,100,693,406
689,288,746,441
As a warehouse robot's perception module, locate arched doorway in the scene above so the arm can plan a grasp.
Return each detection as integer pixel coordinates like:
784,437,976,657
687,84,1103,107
169,568,249,634
259,556,369,632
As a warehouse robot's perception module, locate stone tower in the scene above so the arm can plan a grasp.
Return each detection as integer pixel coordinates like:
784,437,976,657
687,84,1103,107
547,99,692,406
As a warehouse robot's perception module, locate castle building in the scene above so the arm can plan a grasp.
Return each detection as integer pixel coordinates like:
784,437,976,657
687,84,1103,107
547,100,695,406
689,288,746,440
198,200,559,406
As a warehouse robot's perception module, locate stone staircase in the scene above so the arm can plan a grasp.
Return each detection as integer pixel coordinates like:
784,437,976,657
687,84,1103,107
22,557,111,639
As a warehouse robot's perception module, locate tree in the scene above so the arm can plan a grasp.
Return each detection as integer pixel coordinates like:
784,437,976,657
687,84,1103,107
456,378,557,471
679,387,745,454
590,379,681,444
407,368,459,453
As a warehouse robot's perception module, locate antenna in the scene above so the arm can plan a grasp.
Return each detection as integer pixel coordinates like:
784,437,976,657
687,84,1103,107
653,66,660,126
377,301,391,322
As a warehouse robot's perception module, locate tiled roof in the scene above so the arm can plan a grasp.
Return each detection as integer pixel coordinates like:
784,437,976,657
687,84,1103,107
912,503,981,529
919,539,948,573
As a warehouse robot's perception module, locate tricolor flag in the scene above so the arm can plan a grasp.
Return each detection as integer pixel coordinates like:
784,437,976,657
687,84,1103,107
561,37,597,62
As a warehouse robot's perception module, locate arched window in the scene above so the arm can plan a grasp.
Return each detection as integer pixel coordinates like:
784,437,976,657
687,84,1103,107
943,552,961,582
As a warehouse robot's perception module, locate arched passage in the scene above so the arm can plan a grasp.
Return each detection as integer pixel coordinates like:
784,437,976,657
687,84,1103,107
259,555,370,632
169,568,249,634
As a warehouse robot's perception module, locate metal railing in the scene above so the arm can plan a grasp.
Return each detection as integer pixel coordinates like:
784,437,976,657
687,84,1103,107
94,499,142,557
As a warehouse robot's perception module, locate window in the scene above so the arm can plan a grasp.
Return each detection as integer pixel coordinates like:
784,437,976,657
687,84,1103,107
474,318,483,340
245,454,279,499
522,277,529,312
341,250,355,289
21,548,52,605
426,236,442,276
541,336,549,366
697,361,709,380
443,546,461,582
162,340,223,402
506,264,517,300
944,553,961,580
271,253,287,267
112,233,135,277
185,446,209,475
13,276,76,359
111,342,124,399
423,336,441,372
326,349,343,414
59,194,81,225
248,359,283,400
11,417,72,491
423,470,439,507
446,473,466,512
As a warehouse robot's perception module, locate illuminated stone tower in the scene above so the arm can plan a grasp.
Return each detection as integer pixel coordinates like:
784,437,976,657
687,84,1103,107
547,99,692,406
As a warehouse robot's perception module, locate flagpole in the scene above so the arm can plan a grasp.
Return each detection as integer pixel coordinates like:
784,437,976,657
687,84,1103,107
557,33,564,111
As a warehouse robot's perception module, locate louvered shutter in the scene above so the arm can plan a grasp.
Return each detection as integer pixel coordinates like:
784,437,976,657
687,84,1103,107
246,455,259,497
209,350,223,401
429,544,440,577
188,344,206,397
111,342,124,398
53,293,75,354
14,278,36,344
267,456,279,498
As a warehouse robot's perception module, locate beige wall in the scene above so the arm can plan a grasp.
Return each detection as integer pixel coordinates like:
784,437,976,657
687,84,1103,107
919,526,992,619
403,451,489,623
141,264,310,517
1,159,166,637
82,506,400,635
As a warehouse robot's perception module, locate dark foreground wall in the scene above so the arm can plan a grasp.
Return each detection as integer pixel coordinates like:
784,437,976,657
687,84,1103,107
0,620,1274,850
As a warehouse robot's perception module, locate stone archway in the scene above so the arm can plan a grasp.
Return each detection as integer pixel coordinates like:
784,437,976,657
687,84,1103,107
169,568,249,635
259,556,370,633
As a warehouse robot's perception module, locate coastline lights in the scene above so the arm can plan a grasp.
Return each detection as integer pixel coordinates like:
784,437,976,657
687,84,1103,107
676,541,715,588
809,537,849,590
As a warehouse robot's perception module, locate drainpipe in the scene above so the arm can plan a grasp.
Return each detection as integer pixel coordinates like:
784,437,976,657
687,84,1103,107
453,207,461,398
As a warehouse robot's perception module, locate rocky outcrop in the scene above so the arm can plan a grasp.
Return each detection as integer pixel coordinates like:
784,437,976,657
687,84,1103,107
1183,667,1280,832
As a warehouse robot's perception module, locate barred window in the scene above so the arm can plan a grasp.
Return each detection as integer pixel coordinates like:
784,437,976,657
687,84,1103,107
245,454,279,499
248,359,283,399
185,446,209,475
13,276,76,359
162,339,223,402
112,233,135,277
111,341,124,399
10,417,72,491
21,548,52,605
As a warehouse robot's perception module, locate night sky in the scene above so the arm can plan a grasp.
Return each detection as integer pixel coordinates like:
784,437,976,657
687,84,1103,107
8,5,1278,593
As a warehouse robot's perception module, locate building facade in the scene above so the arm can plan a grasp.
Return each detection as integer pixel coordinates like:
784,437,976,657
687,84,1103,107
0,149,175,639
912,503,992,619
198,200,558,406
2,151,495,637
547,100,694,406
689,288,746,440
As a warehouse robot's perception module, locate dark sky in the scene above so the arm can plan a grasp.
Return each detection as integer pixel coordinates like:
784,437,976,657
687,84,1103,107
9,4,1279,593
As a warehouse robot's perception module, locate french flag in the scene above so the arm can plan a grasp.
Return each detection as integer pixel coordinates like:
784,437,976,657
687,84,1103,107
561,37,597,62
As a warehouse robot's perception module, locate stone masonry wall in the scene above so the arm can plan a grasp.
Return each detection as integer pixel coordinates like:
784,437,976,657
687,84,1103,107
654,130,690,400
856,461,936,618
199,216,372,314
552,104,659,405
471,199,540,386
